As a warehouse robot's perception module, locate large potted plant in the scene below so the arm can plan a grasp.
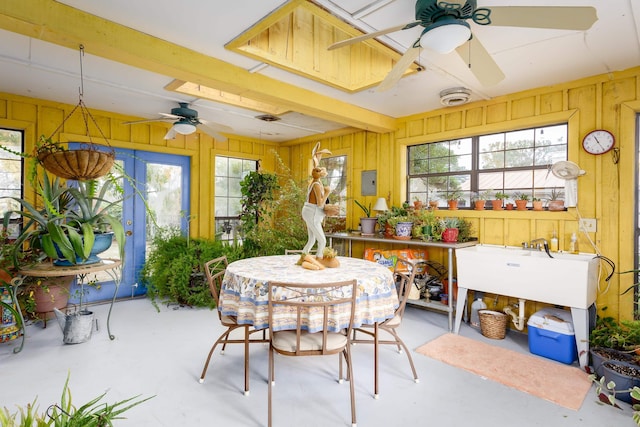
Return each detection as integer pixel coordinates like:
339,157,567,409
2,173,125,268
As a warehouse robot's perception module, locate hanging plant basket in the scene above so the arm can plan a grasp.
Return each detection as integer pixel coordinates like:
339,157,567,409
34,46,115,181
37,148,115,181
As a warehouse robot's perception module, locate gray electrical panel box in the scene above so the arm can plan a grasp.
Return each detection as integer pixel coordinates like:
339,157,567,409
361,170,377,196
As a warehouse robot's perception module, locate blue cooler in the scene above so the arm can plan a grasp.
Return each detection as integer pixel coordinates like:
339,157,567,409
527,308,577,364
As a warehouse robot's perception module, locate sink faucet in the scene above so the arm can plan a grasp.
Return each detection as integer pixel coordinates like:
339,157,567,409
530,238,553,258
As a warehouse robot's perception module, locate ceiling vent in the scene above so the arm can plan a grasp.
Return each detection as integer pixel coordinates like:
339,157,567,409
439,87,472,107
255,114,281,122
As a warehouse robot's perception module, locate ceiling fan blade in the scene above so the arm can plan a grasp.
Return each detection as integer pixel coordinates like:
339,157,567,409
200,119,233,133
488,6,597,31
159,112,182,120
122,117,174,125
197,122,229,142
163,127,177,140
376,45,421,92
328,21,420,50
456,36,505,87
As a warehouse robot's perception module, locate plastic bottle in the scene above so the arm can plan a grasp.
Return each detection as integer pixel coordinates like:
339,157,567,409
550,230,559,252
470,297,487,328
569,232,579,254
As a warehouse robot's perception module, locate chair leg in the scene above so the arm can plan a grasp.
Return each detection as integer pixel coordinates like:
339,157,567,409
374,322,379,399
345,346,357,427
199,331,229,383
388,328,419,383
268,346,273,427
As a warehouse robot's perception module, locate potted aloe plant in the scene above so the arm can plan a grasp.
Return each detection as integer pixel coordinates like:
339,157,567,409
2,173,125,268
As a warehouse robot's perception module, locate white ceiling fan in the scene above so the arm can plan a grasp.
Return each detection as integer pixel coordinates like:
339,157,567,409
123,102,232,141
328,0,598,91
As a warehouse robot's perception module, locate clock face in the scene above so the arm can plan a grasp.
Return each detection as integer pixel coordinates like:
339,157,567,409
582,130,615,155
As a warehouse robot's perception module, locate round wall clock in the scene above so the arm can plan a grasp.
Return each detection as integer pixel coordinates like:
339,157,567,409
582,129,615,155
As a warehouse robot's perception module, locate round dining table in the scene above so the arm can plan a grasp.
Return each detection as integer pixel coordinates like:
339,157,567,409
218,255,398,332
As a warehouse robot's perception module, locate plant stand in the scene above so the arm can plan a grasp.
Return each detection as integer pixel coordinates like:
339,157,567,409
14,258,122,352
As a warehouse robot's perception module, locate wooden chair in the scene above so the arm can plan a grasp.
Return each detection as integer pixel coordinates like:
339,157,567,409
267,279,358,427
199,256,267,396
352,257,420,399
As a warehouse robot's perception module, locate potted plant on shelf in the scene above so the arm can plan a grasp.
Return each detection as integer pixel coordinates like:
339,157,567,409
412,196,424,210
388,215,413,240
532,196,544,211
354,200,378,235
547,188,565,211
411,208,436,240
512,192,530,210
471,191,488,210
442,190,463,210
493,191,508,210
441,217,460,242
377,206,407,237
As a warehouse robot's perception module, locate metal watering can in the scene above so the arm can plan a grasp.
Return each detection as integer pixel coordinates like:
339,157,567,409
53,308,95,344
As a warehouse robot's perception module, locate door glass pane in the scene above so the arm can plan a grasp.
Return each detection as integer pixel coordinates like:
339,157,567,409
146,163,183,234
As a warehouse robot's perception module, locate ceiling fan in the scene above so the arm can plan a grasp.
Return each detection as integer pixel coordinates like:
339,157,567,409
328,0,598,91
123,102,231,141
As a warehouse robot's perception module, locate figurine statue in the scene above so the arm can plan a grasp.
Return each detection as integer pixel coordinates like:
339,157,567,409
301,142,333,264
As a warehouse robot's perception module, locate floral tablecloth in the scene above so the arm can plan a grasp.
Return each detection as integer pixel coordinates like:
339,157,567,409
219,255,398,332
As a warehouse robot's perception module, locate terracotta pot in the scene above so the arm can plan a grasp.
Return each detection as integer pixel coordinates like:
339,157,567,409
491,200,503,210
413,201,423,210
428,201,439,210
532,201,544,211
447,200,458,210
515,200,528,211
32,276,74,320
474,200,486,210
505,203,514,210
384,223,394,238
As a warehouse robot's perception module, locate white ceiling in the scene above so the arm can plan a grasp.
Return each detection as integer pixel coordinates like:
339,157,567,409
1,0,639,142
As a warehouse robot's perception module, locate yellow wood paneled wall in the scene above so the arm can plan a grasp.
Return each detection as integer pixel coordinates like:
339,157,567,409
287,66,640,323
0,91,279,240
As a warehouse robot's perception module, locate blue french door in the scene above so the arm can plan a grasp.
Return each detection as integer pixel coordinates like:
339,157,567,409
68,144,190,303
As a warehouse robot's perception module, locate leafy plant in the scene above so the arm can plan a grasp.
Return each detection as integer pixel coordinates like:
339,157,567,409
239,153,308,257
141,227,243,309
547,188,564,201
512,192,530,201
494,191,509,200
441,190,463,202
354,200,372,218
0,372,152,426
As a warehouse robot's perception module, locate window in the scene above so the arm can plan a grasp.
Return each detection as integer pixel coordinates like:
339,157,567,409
0,129,23,238
214,156,257,240
320,155,347,232
407,124,568,208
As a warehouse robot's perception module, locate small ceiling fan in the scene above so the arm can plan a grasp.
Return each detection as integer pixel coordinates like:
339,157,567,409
328,0,598,91
123,102,231,141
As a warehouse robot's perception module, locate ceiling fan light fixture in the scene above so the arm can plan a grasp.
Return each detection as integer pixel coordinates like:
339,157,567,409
172,119,197,135
420,17,471,54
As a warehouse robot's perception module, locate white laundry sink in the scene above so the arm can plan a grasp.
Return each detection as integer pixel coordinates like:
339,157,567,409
454,244,598,308
453,244,599,368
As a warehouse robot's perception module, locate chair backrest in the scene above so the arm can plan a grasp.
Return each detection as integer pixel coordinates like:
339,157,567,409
393,257,423,320
204,256,229,309
267,279,357,356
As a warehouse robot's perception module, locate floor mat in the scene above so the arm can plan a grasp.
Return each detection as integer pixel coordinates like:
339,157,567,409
416,333,592,410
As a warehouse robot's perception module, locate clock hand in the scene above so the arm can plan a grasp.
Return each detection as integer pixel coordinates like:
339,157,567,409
593,136,604,148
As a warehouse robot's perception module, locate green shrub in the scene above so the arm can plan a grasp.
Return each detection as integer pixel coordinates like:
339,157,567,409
140,227,243,309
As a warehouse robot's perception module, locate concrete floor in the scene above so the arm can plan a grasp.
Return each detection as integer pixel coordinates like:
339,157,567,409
0,298,633,426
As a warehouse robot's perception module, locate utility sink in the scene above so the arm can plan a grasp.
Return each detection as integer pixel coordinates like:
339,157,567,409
453,244,599,368
454,244,598,308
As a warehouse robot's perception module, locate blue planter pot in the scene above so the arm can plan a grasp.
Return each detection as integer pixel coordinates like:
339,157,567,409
53,232,114,266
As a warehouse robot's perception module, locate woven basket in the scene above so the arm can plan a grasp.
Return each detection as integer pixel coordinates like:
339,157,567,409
324,204,340,216
38,149,115,181
478,310,508,340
